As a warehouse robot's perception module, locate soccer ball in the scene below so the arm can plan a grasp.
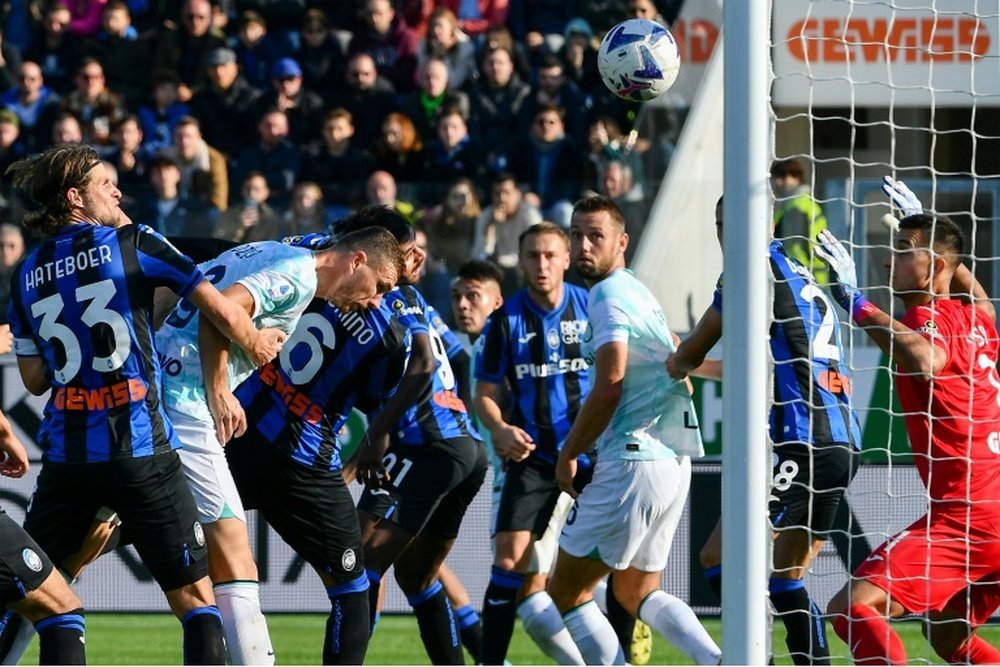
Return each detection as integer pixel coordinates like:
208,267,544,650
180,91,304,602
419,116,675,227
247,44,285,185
597,19,681,102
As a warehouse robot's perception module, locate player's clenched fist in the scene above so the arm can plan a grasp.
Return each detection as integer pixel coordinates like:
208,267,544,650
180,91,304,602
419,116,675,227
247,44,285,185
492,424,536,462
248,327,287,367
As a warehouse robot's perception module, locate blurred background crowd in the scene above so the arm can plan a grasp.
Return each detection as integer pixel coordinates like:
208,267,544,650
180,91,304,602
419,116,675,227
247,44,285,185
0,0,688,321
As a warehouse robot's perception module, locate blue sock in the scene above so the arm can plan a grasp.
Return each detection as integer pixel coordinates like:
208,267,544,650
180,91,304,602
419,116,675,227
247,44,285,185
406,580,463,664
324,573,370,664
181,606,225,664
454,603,482,662
35,609,85,665
769,577,829,666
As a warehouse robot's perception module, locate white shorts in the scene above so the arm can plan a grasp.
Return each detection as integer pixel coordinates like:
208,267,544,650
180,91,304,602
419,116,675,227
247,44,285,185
559,456,691,572
529,491,574,575
170,410,246,524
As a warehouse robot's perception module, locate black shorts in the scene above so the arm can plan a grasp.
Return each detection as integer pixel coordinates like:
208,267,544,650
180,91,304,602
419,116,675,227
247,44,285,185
0,509,54,606
227,430,363,586
23,452,208,592
770,442,859,534
357,437,487,539
494,454,594,536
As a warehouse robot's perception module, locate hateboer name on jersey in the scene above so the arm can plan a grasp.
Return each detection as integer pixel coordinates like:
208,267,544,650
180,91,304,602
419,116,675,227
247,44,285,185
24,244,114,291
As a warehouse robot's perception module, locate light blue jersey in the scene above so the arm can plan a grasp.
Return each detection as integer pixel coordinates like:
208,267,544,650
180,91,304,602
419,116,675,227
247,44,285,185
158,242,318,424
582,269,704,461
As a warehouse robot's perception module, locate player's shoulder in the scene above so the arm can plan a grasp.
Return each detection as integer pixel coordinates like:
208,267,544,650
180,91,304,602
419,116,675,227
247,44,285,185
565,282,590,306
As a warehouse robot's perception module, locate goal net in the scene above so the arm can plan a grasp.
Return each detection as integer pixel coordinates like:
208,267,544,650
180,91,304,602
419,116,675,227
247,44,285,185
768,0,1000,662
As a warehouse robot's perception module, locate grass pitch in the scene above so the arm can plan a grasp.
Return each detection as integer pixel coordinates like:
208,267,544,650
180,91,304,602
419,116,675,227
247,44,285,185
18,612,1000,664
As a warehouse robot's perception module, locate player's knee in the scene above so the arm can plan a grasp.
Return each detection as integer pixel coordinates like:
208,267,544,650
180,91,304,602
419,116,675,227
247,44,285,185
392,564,434,596
826,586,850,616
165,578,217,619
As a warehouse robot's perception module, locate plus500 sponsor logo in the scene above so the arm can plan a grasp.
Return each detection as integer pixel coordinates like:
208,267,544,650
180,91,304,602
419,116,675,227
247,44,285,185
514,358,587,380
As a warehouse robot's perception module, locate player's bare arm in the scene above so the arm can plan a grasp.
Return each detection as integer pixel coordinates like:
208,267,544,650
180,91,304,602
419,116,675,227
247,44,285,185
949,263,995,320
555,341,627,497
199,282,258,444
355,332,436,486
474,379,535,462
16,356,49,395
0,411,28,478
667,307,723,380
187,279,287,367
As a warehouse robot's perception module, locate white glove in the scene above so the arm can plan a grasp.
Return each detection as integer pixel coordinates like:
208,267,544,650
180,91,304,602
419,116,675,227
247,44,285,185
815,230,878,323
881,176,924,217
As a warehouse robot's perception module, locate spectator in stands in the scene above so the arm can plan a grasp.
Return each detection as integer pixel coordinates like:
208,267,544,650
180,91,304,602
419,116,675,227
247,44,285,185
87,0,150,109
600,160,649,262
301,107,371,207
49,109,81,143
213,170,283,242
423,177,481,275
106,114,148,194
0,28,22,95
559,18,601,96
627,0,671,24
468,45,530,168
296,8,345,99
373,110,424,184
364,169,418,223
136,69,188,157
24,3,84,94
62,0,107,37
0,110,24,222
152,0,227,101
398,0,432,37
284,181,331,235
189,46,261,160
577,0,628,34
2,60,59,151
348,0,419,93
584,114,644,196
508,0,576,46
518,54,588,145
483,25,533,82
422,105,485,201
473,171,541,292
771,157,830,284
326,51,397,147
253,57,324,145
0,222,24,319
505,104,585,227
400,56,469,144
435,0,509,38
234,10,283,92
126,154,217,237
59,57,125,151
161,115,228,212
232,107,300,207
419,7,476,91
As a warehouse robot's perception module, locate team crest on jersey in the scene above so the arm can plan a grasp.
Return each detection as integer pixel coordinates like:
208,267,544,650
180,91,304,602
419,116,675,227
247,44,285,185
266,283,292,300
915,320,938,335
342,548,357,571
21,548,42,572
546,329,560,349
193,521,205,547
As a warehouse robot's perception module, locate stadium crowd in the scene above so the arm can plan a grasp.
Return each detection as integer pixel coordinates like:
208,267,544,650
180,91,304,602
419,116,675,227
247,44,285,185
0,0,683,321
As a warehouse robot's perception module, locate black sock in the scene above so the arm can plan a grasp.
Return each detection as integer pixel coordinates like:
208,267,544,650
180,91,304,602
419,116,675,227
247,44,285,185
769,579,830,666
0,606,25,663
704,565,722,602
480,566,524,664
34,609,85,665
325,576,371,666
181,606,225,665
407,581,463,665
605,572,637,655
366,569,382,637
454,604,482,663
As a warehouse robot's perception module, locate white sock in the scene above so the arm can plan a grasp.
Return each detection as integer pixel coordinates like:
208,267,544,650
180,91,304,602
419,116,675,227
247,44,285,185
562,600,625,665
639,590,720,666
215,581,274,665
0,613,36,665
518,592,585,665
593,578,608,614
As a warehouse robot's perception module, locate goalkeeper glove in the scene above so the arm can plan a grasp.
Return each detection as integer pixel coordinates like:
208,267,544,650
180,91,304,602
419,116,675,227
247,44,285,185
881,176,924,218
815,230,878,322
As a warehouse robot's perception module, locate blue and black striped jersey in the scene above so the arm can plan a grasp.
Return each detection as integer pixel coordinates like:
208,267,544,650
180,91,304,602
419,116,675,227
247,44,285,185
382,285,480,446
235,298,410,471
8,223,203,463
475,284,591,464
713,240,861,448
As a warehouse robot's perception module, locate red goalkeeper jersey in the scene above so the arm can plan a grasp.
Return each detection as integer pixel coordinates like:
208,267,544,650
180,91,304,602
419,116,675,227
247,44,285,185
897,298,1000,514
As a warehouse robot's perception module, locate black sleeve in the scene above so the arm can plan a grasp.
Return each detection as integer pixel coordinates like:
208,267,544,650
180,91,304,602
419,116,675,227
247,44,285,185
449,348,472,409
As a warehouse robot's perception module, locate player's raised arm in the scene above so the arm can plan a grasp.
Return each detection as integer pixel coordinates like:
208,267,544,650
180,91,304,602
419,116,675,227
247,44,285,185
668,307,723,381
187,279,287,367
950,262,995,320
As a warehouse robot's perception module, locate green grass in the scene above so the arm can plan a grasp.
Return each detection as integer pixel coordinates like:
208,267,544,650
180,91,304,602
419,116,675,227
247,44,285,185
18,612,1000,664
